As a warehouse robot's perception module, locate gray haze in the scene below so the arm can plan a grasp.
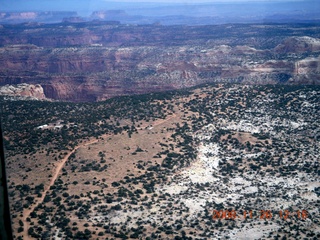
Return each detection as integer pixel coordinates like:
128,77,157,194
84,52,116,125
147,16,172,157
0,0,319,24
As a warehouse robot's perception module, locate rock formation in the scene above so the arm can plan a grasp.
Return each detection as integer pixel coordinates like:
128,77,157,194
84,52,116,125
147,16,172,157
0,83,47,100
0,22,319,101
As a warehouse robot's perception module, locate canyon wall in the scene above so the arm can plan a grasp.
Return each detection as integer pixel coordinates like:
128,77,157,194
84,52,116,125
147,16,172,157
0,22,319,101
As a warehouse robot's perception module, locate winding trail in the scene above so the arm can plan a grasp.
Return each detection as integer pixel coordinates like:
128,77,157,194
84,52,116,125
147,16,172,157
152,113,177,127
141,113,177,129
21,113,178,238
22,138,99,239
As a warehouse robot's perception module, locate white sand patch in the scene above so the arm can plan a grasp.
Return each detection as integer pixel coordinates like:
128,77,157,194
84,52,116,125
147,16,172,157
243,186,258,194
302,100,313,108
222,120,261,133
198,142,220,169
184,198,206,216
243,152,263,158
178,143,221,184
108,209,152,227
264,176,300,188
235,222,280,240
301,192,318,200
54,228,62,240
231,177,251,186
184,164,217,184
290,121,302,129
105,207,167,229
297,181,320,191
211,196,226,204
159,184,189,195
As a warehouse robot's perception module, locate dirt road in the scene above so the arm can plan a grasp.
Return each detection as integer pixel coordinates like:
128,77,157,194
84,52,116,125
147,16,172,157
22,138,99,239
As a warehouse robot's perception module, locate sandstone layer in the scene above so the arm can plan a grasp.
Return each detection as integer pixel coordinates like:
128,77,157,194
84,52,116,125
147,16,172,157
0,22,319,101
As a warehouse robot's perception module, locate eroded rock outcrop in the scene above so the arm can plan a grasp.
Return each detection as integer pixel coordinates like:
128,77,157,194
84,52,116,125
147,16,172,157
0,83,47,100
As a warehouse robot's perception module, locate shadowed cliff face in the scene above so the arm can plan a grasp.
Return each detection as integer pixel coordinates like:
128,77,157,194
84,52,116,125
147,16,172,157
0,22,320,101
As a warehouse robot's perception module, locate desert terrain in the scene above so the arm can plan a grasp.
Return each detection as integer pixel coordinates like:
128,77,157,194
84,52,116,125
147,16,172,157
1,83,319,239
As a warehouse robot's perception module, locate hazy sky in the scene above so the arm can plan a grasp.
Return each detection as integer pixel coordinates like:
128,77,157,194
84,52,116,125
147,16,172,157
109,0,305,2
0,0,316,16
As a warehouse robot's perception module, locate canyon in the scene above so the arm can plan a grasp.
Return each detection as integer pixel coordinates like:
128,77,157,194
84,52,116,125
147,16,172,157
0,22,320,101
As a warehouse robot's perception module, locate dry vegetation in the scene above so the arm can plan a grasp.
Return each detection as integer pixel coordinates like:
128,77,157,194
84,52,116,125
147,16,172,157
1,83,319,239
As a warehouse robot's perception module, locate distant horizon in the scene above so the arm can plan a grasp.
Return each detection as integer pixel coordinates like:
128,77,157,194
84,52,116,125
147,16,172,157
83,0,315,3
0,0,319,21
111,0,307,2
